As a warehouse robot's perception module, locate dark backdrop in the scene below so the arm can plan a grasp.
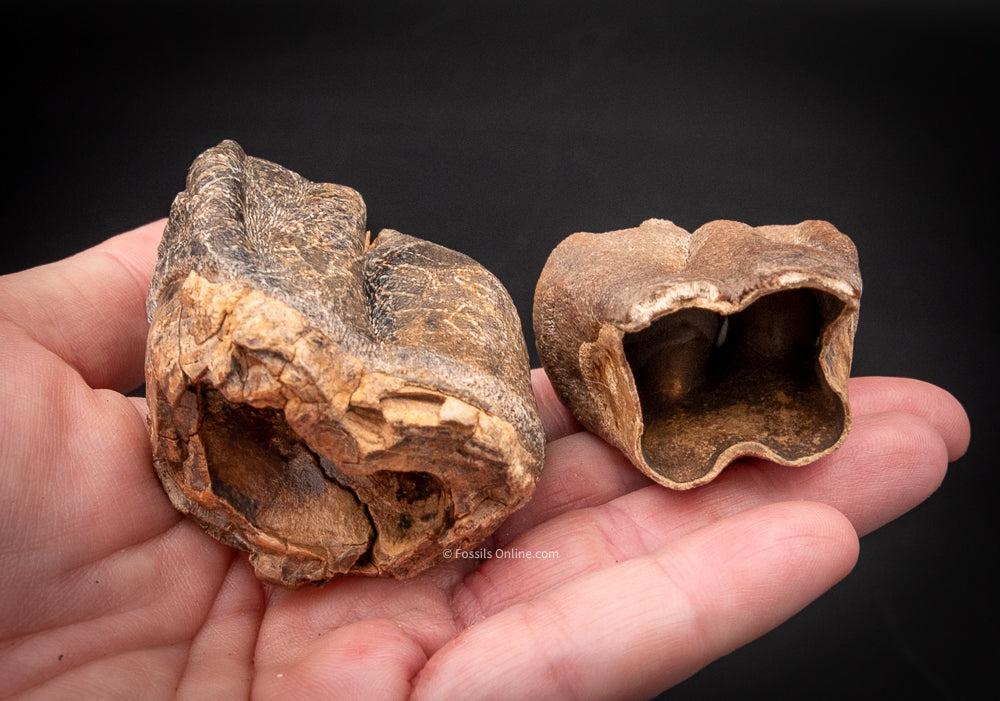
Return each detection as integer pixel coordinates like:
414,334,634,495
3,1,995,698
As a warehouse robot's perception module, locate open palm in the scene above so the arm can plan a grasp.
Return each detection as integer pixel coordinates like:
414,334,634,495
0,221,969,699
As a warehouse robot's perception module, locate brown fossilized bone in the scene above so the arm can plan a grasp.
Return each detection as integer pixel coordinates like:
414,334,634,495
145,140,544,587
533,218,861,489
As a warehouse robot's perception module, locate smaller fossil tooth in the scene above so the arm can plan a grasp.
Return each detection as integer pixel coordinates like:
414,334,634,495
533,218,862,490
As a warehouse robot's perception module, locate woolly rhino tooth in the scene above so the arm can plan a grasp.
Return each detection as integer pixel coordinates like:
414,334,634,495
146,140,544,587
533,218,861,490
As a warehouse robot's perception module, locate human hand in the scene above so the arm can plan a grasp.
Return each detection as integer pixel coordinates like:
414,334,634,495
0,221,970,699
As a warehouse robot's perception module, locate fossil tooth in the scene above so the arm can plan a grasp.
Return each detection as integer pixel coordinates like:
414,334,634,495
533,218,861,489
145,141,544,587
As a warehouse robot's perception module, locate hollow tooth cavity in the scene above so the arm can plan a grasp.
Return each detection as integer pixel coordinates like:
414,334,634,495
624,288,846,484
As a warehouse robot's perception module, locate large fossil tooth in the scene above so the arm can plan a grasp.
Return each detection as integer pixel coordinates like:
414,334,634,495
145,141,544,587
533,218,861,489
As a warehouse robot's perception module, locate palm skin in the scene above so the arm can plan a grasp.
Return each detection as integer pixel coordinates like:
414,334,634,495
0,221,969,700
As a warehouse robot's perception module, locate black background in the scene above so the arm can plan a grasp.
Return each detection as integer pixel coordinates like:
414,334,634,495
3,1,996,698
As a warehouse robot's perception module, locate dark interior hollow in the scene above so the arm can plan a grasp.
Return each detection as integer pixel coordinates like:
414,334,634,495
194,387,372,549
623,288,847,484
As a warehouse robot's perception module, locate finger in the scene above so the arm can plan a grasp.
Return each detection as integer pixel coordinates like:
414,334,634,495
128,395,150,422
253,618,428,699
416,501,858,700
258,574,461,665
175,557,264,700
500,375,961,545
849,376,970,461
454,407,948,619
0,220,164,393
776,410,950,535
531,368,583,441
0,361,177,579
490,430,652,546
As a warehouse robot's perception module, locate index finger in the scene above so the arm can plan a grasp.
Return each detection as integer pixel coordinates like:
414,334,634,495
0,220,164,393
530,368,583,442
